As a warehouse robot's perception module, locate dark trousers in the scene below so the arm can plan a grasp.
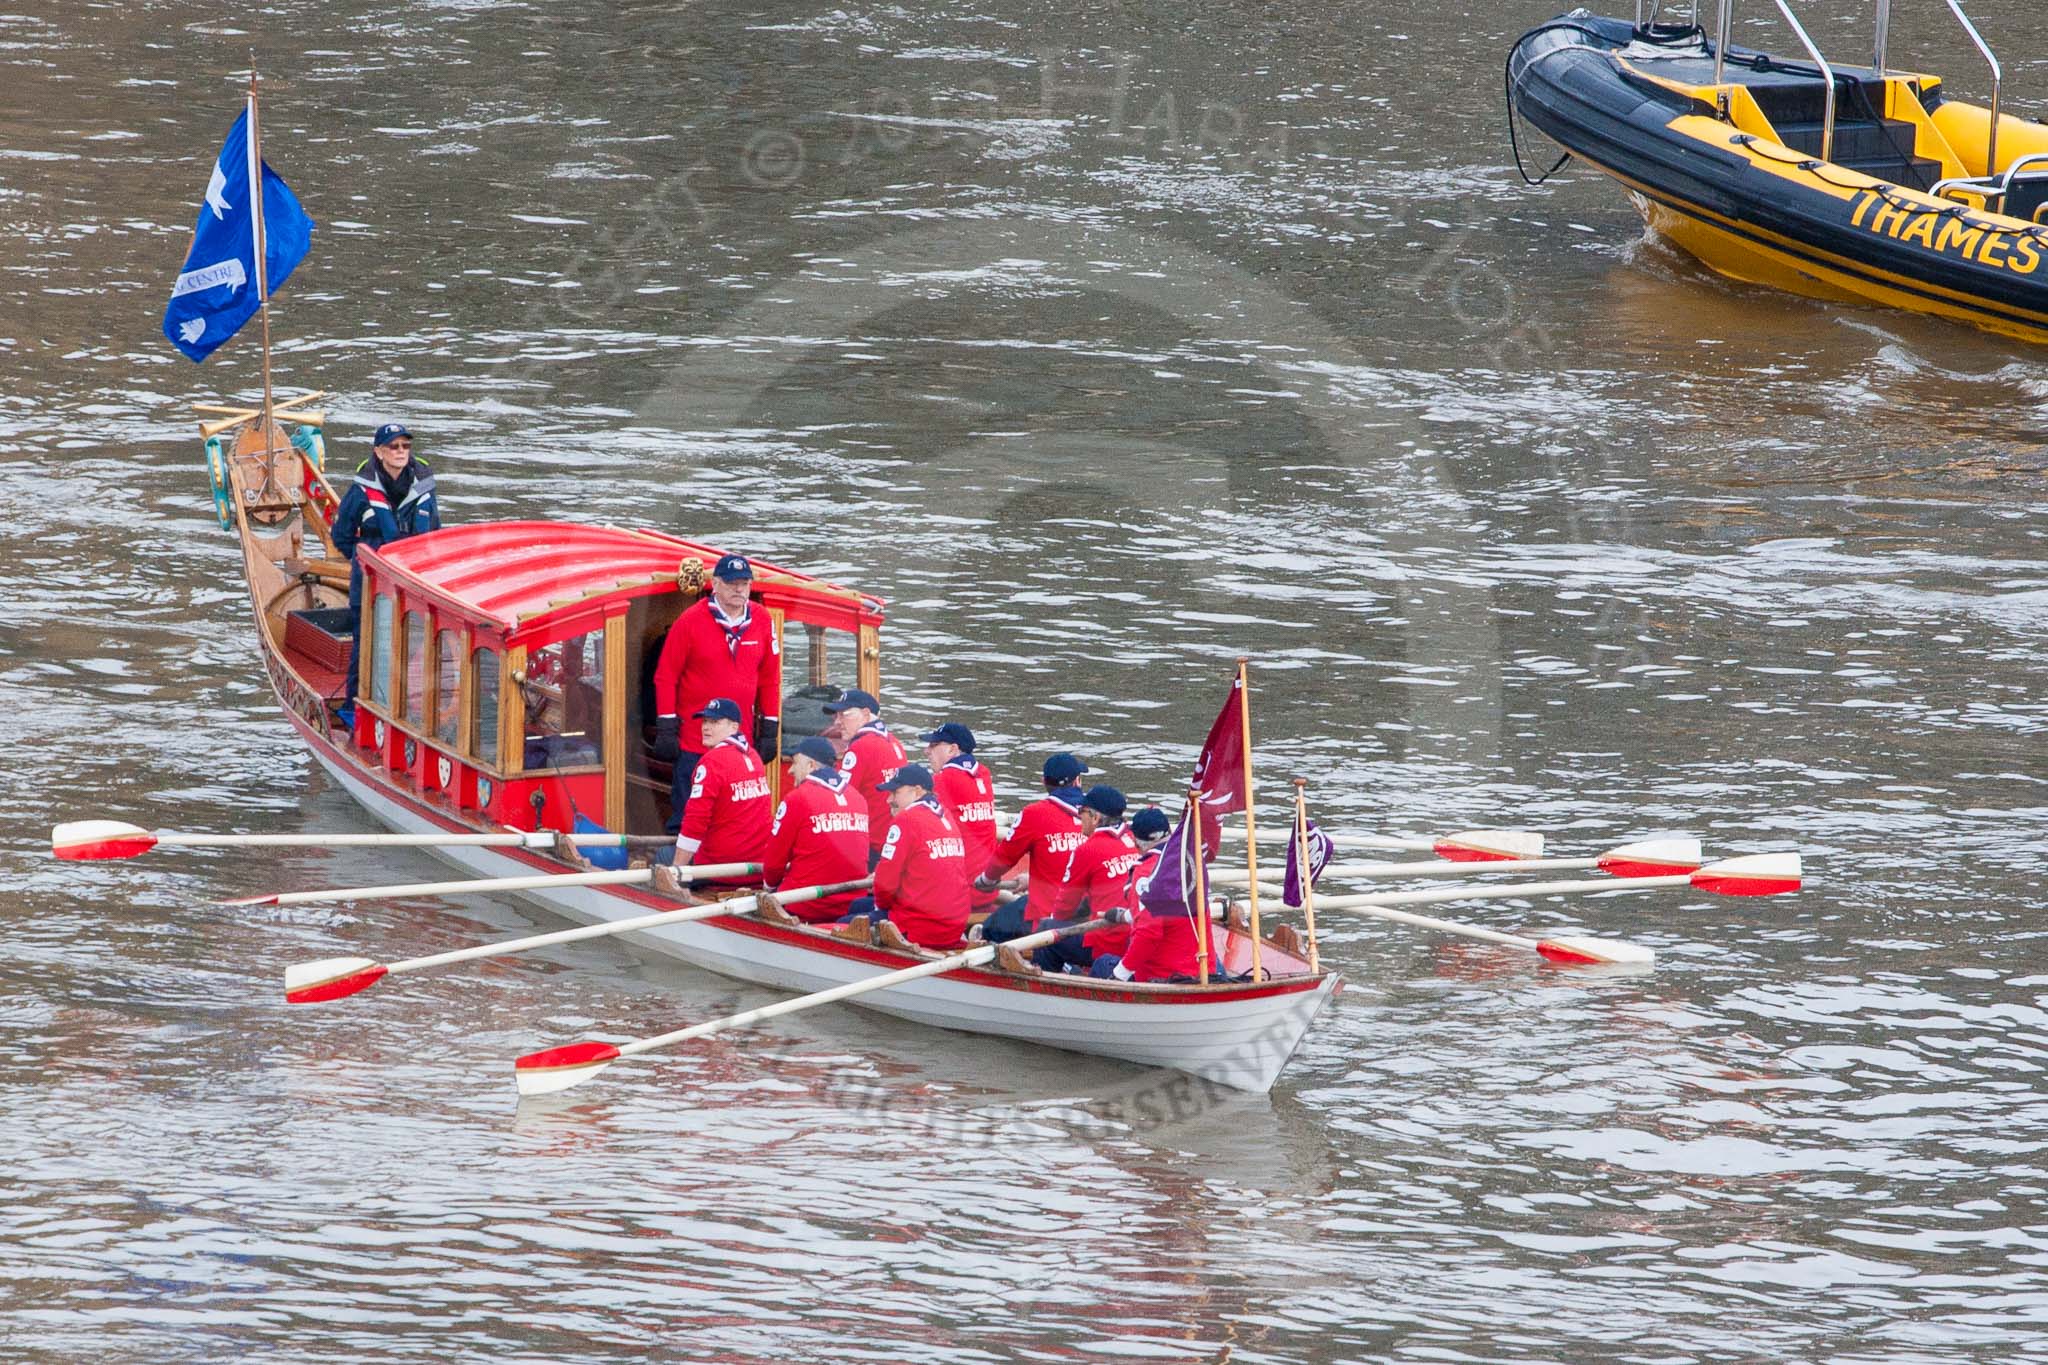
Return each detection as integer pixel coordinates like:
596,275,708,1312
1031,917,1096,973
980,896,1032,944
837,896,883,923
662,751,703,835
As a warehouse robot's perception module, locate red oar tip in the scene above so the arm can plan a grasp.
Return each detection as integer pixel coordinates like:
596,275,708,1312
283,957,389,1004
51,820,157,861
1690,852,1802,896
1433,829,1545,862
1537,936,1656,967
514,1040,622,1097
1596,837,1704,879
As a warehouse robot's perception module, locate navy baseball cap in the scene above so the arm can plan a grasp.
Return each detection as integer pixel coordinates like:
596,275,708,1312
1042,752,1089,784
712,553,754,582
692,697,743,722
878,763,933,792
824,688,880,714
1080,784,1126,819
372,422,412,447
791,735,838,765
918,722,975,752
1131,807,1170,840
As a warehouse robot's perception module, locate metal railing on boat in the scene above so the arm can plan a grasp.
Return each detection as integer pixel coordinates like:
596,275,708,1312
1773,0,1837,164
1705,1,2005,174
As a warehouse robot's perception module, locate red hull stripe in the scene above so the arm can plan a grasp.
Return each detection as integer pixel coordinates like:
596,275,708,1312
53,835,158,861
516,1040,622,1071
285,963,390,1004
286,714,1331,1008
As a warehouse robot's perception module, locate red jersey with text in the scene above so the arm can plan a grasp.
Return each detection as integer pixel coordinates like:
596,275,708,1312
652,596,780,750
1059,823,1142,957
676,736,771,881
764,768,870,920
874,797,971,949
838,722,907,852
984,792,1086,924
932,755,1000,910
1119,844,1205,981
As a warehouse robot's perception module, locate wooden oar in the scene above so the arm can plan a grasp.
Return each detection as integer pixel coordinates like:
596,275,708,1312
51,819,663,862
1293,853,1802,967
284,878,871,1004
224,861,760,908
513,917,1110,1097
1208,838,1700,886
1219,825,1545,862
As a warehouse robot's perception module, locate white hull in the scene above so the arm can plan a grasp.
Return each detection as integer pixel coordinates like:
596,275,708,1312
300,724,1339,1093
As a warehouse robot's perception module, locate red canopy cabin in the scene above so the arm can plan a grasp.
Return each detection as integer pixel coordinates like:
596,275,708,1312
341,521,885,838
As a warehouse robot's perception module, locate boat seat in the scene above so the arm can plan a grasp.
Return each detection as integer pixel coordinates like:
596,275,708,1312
1934,154,2048,223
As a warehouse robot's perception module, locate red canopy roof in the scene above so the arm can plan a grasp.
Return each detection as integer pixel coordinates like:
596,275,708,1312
368,521,883,638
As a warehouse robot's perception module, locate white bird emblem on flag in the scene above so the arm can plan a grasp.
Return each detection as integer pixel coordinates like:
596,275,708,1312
179,318,205,344
205,161,231,219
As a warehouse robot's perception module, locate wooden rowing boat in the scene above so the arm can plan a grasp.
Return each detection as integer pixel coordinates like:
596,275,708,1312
206,409,1341,1093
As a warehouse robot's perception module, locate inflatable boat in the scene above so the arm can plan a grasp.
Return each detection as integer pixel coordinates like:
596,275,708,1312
1508,5,2048,343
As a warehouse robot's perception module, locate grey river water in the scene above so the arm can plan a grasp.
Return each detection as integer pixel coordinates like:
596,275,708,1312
4,1,2048,1360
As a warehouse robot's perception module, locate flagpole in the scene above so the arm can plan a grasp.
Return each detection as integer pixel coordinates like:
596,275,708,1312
1236,657,1265,983
1292,778,1322,974
1187,786,1212,986
246,62,278,494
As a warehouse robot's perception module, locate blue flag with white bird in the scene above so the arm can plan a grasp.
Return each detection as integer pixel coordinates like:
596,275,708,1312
162,108,314,363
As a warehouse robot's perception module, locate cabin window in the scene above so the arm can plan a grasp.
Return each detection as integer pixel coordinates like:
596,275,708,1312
369,595,394,707
402,612,428,727
780,620,852,753
433,628,462,745
521,628,605,771
472,647,500,766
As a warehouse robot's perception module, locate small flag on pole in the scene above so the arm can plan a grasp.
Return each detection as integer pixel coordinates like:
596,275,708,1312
162,106,314,363
1283,819,1333,908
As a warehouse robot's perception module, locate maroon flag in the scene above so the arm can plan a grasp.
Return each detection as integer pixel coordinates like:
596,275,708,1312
1136,675,1248,919
1189,672,1247,853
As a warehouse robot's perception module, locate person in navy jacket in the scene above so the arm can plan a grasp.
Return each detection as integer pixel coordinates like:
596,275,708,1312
332,422,441,725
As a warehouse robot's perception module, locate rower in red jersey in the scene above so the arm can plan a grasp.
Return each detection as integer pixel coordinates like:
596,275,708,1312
1103,807,1206,983
762,735,871,921
824,688,905,865
838,764,972,950
1032,784,1143,974
652,699,771,893
974,751,1089,943
920,722,999,915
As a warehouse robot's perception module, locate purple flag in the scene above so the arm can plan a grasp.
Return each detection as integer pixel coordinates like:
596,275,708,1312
1283,819,1333,908
1137,811,1198,917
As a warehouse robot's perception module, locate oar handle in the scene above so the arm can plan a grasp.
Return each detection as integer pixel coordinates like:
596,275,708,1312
618,917,1108,1059
240,862,762,908
387,878,870,975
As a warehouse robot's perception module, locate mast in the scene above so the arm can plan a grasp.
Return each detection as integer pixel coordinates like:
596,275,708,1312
247,62,280,495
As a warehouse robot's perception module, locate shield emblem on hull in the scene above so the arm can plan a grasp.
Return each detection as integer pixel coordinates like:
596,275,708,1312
373,719,387,748
437,755,452,788
478,777,494,807
404,738,417,768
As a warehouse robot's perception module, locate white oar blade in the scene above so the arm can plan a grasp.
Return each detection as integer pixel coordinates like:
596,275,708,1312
1434,829,1545,862
1595,838,1703,878
1536,936,1656,966
1691,853,1802,896
284,957,390,1004
52,820,156,861
514,1041,622,1097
